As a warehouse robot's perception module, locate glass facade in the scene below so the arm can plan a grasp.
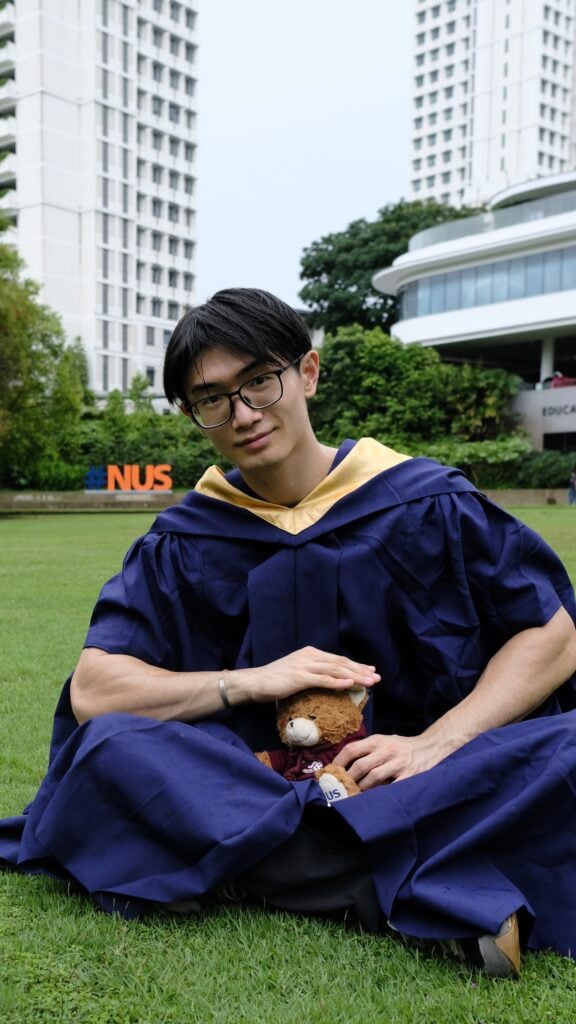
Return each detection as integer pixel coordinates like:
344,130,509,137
400,244,576,319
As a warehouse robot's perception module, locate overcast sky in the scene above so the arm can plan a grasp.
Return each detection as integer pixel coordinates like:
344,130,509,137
196,1,414,308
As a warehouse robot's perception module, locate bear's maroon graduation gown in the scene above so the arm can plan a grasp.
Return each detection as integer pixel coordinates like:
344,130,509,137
1,440,576,955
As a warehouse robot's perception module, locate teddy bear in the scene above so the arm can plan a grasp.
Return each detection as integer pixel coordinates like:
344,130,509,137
255,686,368,803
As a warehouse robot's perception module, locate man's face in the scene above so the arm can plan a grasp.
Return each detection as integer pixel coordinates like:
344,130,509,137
183,346,320,474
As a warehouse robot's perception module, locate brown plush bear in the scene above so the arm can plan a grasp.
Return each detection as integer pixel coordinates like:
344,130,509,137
256,687,368,803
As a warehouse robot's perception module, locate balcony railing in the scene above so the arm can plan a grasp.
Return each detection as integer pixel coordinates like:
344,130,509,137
0,149,15,186
0,4,15,42
0,40,15,76
409,187,576,251
0,79,16,115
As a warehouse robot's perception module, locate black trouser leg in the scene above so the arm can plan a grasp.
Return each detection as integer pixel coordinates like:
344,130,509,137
237,805,383,934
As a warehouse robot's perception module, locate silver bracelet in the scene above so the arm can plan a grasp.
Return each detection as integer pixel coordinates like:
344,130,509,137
218,675,232,709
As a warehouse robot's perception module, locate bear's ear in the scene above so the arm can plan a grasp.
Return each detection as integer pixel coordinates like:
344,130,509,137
348,686,367,707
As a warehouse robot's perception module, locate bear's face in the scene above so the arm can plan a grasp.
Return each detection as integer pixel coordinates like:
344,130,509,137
276,688,367,748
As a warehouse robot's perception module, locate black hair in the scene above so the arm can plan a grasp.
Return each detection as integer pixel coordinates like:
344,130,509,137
163,288,312,406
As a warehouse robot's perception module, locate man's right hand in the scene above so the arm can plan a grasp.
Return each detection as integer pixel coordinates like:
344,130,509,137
71,646,379,725
245,647,380,703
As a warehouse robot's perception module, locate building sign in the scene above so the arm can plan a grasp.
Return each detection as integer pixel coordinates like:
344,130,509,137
84,464,172,492
513,386,576,448
542,403,576,418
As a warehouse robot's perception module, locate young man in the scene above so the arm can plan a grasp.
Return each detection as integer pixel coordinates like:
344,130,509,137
1,288,576,978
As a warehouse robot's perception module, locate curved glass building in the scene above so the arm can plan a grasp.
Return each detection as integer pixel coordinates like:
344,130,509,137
372,173,576,451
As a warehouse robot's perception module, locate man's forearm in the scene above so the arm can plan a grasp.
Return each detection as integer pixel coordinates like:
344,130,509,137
71,646,380,725
70,648,251,724
423,605,576,760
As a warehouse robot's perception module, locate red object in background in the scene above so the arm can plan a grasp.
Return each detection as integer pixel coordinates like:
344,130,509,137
551,375,576,388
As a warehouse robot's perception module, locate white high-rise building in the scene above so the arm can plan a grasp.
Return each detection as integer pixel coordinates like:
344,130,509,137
409,0,576,208
0,0,198,399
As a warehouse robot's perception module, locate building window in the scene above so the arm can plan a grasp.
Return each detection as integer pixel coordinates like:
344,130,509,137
185,76,195,95
152,96,164,115
169,170,179,189
169,236,179,255
146,326,155,346
102,355,109,392
151,264,162,283
122,324,129,352
184,240,194,259
122,289,129,317
400,244,576,319
170,137,180,156
151,299,162,317
170,69,181,89
122,358,129,393
152,198,163,217
183,272,193,290
168,204,179,222
152,232,162,251
146,366,155,386
186,43,196,62
186,9,196,30
152,62,163,82
163,329,171,347
170,35,180,56
122,219,129,248
152,164,163,184
101,320,109,349
102,32,109,64
185,142,195,161
169,269,178,287
168,301,179,319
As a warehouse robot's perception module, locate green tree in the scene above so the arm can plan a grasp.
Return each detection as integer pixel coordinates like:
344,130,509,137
310,325,521,449
0,226,66,486
299,199,482,333
128,372,154,412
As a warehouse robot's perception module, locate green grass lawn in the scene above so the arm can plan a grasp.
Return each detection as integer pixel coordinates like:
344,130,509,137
0,510,575,1024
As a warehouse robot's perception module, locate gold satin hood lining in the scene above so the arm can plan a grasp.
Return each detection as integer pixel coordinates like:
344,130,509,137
194,438,411,536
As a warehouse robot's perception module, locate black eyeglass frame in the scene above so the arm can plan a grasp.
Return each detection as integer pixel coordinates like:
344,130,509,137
181,354,306,429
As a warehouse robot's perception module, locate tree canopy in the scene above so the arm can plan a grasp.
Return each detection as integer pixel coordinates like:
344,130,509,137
0,228,70,485
310,324,522,465
299,199,481,333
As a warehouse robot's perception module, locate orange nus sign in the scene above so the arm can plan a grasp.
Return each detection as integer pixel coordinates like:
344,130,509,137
107,464,173,491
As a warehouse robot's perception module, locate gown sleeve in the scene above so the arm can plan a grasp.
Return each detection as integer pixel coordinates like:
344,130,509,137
83,531,207,669
390,489,576,719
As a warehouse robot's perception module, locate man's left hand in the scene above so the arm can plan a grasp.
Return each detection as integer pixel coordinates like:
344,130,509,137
332,733,447,788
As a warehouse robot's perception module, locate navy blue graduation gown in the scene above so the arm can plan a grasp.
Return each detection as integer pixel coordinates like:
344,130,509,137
1,446,576,954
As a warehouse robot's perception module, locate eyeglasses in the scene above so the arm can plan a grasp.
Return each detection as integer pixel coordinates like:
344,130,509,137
182,355,305,429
